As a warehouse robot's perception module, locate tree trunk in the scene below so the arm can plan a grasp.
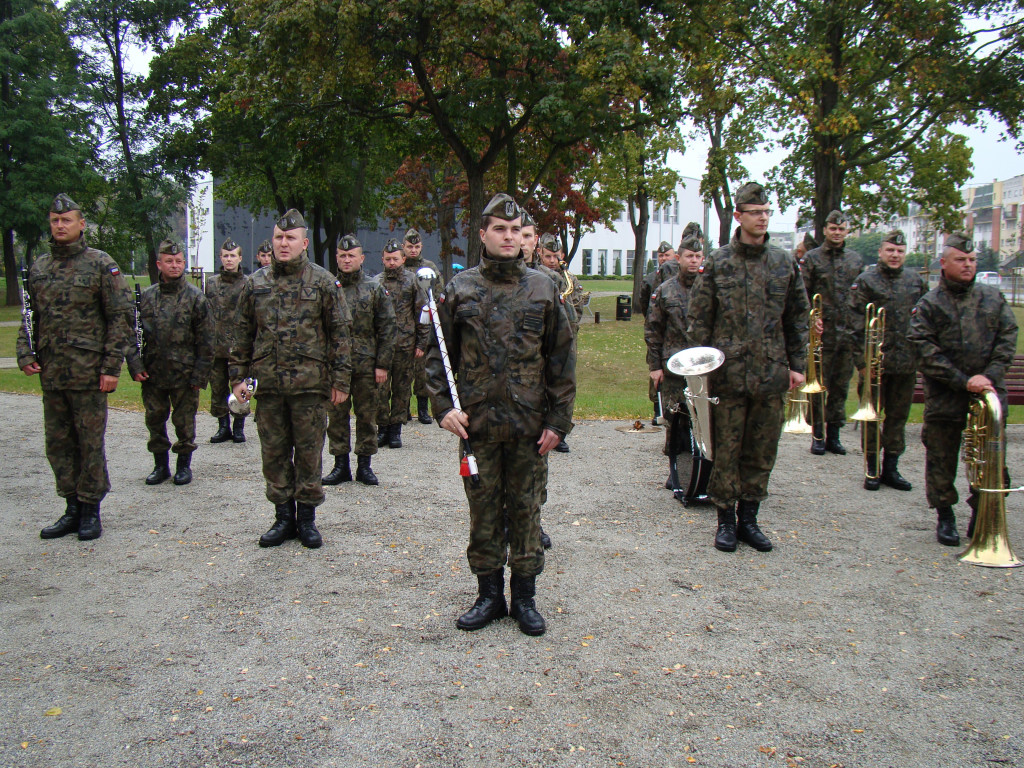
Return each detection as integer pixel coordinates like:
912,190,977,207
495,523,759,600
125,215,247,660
812,16,845,242
3,226,17,306
629,187,650,308
465,171,486,268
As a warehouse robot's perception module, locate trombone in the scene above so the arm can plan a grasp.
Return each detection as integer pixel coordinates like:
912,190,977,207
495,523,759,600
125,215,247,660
851,303,885,479
801,293,827,441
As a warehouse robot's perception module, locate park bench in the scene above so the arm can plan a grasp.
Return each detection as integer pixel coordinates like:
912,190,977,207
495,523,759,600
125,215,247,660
912,354,1024,405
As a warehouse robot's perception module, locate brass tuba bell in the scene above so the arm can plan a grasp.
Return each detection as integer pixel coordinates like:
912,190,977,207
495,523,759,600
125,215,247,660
667,346,724,460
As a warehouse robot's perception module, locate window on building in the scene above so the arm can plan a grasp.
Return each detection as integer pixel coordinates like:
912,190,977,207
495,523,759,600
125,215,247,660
651,207,659,223
613,249,622,277
582,249,592,274
626,250,634,276
674,200,680,224
599,249,608,276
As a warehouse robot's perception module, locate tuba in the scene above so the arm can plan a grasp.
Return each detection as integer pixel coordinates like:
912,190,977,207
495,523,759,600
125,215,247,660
959,391,1022,568
851,303,885,479
228,378,258,416
667,346,725,506
801,293,827,440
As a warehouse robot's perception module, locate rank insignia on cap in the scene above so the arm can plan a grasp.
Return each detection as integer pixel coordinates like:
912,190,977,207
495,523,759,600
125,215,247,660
50,193,80,214
276,209,306,231
482,193,521,221
883,229,906,246
383,239,402,254
221,238,239,251
158,239,182,256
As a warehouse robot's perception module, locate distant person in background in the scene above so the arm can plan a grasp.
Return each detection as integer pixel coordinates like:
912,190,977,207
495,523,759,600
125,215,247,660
255,239,273,268
206,238,248,444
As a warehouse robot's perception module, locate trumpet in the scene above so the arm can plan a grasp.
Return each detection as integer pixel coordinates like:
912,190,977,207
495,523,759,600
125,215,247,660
851,303,885,479
801,293,827,441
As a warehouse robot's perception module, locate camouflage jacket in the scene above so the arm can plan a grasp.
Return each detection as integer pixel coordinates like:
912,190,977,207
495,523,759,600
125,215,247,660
229,254,352,397
533,263,578,327
204,268,246,358
639,259,680,317
125,275,214,389
848,262,926,375
377,265,429,353
687,229,809,397
908,275,1018,420
339,267,396,376
645,269,698,371
16,235,134,391
801,242,863,350
425,254,577,442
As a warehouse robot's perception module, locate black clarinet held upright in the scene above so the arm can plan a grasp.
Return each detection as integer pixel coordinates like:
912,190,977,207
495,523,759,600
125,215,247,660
133,282,145,358
20,267,34,355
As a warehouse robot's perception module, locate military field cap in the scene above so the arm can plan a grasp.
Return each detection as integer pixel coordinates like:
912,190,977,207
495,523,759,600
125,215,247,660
802,232,818,250
403,228,421,244
383,239,402,254
50,193,80,214
825,210,849,225
734,182,768,208
276,209,306,231
158,239,182,256
883,229,906,246
220,238,239,251
338,234,361,251
482,193,522,221
678,235,702,253
539,233,561,252
682,221,703,239
257,239,273,254
945,231,975,254
521,210,536,228
657,241,673,254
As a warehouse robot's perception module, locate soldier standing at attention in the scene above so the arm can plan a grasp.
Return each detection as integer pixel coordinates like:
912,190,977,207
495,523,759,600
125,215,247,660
255,239,273,269
127,240,214,486
521,211,540,267
426,193,576,636
639,242,677,318
376,240,427,449
847,230,925,491
686,183,809,553
18,194,135,541
323,235,396,486
800,210,862,455
402,228,440,425
206,238,248,444
908,232,1017,546
230,210,352,549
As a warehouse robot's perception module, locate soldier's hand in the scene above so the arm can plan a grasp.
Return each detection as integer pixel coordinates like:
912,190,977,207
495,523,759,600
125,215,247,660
536,428,561,456
788,370,806,390
440,409,469,439
814,318,823,335
374,367,388,385
331,387,348,405
232,381,250,402
21,362,41,376
414,348,425,359
133,371,149,382
99,374,119,393
650,369,664,387
966,374,995,394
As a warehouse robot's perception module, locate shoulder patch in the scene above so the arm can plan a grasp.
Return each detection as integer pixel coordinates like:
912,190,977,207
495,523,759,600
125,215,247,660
438,293,446,304
698,265,705,273
109,265,120,276
911,306,917,315
851,283,858,290
651,292,658,301
335,279,342,288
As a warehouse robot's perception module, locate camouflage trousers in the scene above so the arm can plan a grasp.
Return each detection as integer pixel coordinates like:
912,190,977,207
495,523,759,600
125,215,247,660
142,383,199,456
255,393,327,506
209,357,230,418
661,376,688,456
464,438,546,577
709,393,785,508
859,372,916,459
41,389,111,505
378,349,413,426
820,342,856,426
413,351,429,399
921,416,969,508
327,373,379,456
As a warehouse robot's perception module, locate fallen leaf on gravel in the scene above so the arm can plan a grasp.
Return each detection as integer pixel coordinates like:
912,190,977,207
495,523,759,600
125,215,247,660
759,746,776,755
21,742,27,749
148,529,159,534
44,707,62,716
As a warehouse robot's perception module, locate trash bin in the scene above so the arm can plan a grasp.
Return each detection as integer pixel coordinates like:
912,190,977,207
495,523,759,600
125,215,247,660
616,294,632,321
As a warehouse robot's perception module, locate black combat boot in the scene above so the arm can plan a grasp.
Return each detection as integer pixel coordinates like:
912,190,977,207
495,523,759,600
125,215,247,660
509,573,546,636
388,423,403,449
417,397,433,424
322,455,352,485
456,569,508,631
172,453,193,485
714,505,737,552
554,439,570,453
295,502,322,549
40,496,80,539
825,423,847,455
232,415,246,443
540,526,552,549
210,415,232,443
355,455,379,486
665,454,680,491
880,453,912,491
966,492,979,538
736,500,773,551
146,452,172,485
377,425,388,448
77,502,102,541
936,506,960,546
259,501,297,547
864,453,881,491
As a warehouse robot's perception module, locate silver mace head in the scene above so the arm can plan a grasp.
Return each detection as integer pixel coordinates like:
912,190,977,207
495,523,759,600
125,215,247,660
416,267,438,292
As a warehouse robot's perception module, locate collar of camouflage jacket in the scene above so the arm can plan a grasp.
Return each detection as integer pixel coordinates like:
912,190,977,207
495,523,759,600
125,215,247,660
49,235,88,260
823,243,846,258
677,268,698,289
383,265,405,280
271,252,308,277
158,274,185,293
940,272,976,294
877,260,903,278
480,252,526,281
730,228,768,259
339,268,362,287
219,268,243,283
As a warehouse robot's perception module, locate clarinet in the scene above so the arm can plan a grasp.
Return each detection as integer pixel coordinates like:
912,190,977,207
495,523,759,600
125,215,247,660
20,268,34,355
134,283,145,358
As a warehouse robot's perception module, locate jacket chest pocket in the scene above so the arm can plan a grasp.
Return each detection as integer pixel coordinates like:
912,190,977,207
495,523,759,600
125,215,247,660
70,274,98,305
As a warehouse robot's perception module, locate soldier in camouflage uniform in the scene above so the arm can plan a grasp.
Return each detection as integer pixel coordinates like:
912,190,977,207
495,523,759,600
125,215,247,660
800,210,863,455
426,193,576,636
255,239,273,269
847,230,925,492
794,231,817,262
323,235,396,487
686,183,809,553
403,228,441,425
377,240,428,449
645,235,704,501
908,232,1017,546
537,234,580,453
639,242,677,318
126,240,214,486
206,238,248,444
230,210,352,549
17,194,135,541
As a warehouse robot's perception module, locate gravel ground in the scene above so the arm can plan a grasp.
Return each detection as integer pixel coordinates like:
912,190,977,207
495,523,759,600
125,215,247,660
2,391,1023,768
